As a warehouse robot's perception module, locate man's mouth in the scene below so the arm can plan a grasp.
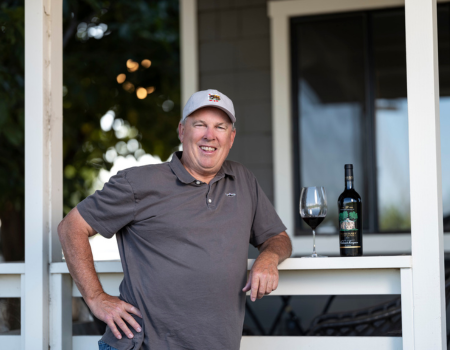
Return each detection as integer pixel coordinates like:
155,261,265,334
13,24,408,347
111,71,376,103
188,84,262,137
199,146,217,153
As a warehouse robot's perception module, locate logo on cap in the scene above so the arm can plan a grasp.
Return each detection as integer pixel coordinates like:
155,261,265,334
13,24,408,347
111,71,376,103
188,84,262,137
209,94,221,102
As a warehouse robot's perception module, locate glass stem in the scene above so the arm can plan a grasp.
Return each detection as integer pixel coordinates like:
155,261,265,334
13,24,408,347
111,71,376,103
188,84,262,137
312,229,316,255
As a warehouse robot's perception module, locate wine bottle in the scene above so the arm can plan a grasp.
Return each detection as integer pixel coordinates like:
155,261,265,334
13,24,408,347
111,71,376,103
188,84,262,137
338,164,362,256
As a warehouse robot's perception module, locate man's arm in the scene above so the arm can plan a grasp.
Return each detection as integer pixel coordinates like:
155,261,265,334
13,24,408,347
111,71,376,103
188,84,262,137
242,231,292,301
58,207,142,339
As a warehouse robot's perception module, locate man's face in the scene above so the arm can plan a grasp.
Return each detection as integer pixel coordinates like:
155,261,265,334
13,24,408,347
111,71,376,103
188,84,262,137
178,107,236,178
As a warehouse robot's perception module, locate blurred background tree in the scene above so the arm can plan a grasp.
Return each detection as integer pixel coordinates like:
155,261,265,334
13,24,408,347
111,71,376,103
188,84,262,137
0,0,180,266
0,0,25,263
62,0,181,213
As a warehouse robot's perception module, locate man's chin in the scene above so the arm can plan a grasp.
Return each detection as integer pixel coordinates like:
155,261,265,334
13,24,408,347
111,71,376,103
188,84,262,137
197,159,223,172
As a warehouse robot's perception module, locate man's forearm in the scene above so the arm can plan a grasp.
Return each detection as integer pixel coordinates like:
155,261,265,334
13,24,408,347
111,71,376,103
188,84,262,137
258,231,292,264
243,232,292,301
58,209,142,340
58,212,104,303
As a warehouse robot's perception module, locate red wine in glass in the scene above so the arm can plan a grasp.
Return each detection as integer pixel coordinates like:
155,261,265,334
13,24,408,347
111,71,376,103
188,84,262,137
302,217,325,230
299,186,328,258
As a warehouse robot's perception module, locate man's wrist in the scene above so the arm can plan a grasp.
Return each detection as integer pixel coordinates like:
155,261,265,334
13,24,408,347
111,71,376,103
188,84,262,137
257,250,280,265
84,289,105,306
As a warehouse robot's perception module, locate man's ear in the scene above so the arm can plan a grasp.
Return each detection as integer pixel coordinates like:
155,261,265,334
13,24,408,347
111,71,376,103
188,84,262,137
178,122,185,142
229,128,236,149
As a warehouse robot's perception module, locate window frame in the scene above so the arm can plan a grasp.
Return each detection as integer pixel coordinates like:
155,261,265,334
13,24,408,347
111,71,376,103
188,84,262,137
268,0,450,244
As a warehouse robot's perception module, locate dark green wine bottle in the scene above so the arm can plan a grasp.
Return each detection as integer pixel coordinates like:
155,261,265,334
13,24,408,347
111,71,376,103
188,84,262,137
338,164,363,256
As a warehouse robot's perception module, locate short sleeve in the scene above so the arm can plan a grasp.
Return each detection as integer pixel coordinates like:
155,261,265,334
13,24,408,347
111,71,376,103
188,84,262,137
250,178,287,247
77,170,135,239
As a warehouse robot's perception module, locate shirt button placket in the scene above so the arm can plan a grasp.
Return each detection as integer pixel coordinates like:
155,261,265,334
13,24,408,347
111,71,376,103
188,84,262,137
207,183,213,207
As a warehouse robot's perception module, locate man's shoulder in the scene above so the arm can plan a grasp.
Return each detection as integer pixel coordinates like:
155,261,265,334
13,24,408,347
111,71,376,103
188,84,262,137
117,162,172,182
223,160,256,181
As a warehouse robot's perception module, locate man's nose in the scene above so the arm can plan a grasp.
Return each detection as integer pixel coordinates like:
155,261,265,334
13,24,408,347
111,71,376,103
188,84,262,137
203,126,216,141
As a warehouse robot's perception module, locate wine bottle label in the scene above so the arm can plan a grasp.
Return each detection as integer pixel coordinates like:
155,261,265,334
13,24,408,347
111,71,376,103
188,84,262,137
339,205,360,248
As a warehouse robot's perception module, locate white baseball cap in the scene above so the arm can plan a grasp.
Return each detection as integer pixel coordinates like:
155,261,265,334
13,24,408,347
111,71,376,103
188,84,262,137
182,89,236,123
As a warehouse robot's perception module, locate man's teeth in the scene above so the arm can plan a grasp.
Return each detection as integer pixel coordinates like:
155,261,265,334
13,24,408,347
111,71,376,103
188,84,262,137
200,146,216,151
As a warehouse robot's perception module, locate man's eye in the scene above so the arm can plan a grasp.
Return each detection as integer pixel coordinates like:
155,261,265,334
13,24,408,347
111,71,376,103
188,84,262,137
218,126,226,130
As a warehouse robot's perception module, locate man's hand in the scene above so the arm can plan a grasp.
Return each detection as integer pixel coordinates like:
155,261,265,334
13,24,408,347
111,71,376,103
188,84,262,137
87,292,142,340
242,252,279,301
242,231,292,301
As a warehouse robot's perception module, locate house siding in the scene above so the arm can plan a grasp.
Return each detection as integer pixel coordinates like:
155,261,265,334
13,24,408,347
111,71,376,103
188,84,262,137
198,0,275,203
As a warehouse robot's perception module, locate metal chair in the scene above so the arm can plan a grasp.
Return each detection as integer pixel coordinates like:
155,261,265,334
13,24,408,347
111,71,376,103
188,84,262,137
306,268,450,339
306,297,402,336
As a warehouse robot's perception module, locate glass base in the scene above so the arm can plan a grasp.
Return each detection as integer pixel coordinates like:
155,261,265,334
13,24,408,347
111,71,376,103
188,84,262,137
302,254,328,258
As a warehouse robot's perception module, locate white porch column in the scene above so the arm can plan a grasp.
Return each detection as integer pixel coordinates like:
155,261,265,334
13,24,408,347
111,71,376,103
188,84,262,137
180,0,198,107
24,0,63,349
405,0,446,348
269,11,294,236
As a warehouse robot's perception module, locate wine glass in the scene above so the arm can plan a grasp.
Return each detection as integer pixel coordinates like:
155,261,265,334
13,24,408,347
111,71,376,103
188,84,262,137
299,186,328,258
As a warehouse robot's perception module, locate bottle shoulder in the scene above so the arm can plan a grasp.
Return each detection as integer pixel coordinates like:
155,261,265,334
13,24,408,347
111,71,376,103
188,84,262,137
338,188,362,202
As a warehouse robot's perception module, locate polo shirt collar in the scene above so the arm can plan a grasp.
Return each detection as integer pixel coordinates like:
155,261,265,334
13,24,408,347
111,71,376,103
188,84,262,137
220,160,235,179
169,151,235,184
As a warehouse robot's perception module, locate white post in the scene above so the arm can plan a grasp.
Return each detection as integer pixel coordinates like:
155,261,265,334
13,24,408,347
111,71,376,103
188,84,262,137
50,273,73,350
180,0,198,107
24,0,63,349
268,10,295,235
405,0,446,348
21,274,26,350
400,268,414,349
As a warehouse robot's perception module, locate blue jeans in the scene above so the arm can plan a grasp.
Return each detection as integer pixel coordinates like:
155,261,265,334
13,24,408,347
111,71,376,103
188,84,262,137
98,340,118,350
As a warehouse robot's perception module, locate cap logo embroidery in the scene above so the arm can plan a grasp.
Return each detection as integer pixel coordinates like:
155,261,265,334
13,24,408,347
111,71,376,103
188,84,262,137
226,193,236,197
209,94,221,102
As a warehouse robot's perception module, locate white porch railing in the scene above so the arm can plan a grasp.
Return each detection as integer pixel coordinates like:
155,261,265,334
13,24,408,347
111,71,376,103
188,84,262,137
0,256,411,349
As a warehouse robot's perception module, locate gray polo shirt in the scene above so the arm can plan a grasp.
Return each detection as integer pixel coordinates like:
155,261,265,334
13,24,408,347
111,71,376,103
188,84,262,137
77,151,286,350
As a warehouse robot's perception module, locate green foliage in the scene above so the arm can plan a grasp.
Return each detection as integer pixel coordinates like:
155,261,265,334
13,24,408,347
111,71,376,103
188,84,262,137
0,0,25,213
0,0,180,243
379,205,411,232
61,0,180,213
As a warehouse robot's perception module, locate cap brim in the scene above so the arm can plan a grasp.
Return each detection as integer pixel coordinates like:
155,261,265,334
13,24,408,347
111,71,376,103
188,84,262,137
185,104,236,123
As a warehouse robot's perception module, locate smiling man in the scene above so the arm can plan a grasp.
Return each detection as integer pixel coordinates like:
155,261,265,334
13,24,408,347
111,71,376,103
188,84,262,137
58,89,292,350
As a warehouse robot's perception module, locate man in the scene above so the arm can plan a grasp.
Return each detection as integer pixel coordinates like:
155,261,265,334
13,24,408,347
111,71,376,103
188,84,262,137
58,89,292,350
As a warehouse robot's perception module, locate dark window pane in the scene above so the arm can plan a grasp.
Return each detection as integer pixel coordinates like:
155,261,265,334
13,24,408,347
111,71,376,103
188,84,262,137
372,10,411,232
438,6,450,232
293,5,450,234
293,16,366,234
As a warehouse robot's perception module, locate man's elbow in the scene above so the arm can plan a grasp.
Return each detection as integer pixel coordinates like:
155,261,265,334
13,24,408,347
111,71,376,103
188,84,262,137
57,217,67,242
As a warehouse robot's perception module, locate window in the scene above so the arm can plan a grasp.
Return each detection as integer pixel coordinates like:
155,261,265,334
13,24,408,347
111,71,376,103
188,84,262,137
291,5,450,235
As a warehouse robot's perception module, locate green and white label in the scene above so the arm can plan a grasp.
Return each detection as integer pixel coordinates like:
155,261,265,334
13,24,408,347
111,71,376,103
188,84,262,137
339,210,358,232
339,206,359,248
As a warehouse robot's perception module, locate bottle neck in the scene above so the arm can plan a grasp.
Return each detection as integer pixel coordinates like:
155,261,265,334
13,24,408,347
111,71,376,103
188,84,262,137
345,179,354,190
345,167,354,190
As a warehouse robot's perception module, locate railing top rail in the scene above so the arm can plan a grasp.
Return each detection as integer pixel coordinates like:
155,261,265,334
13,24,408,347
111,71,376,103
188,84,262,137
255,256,412,270
47,256,412,275
0,262,25,274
